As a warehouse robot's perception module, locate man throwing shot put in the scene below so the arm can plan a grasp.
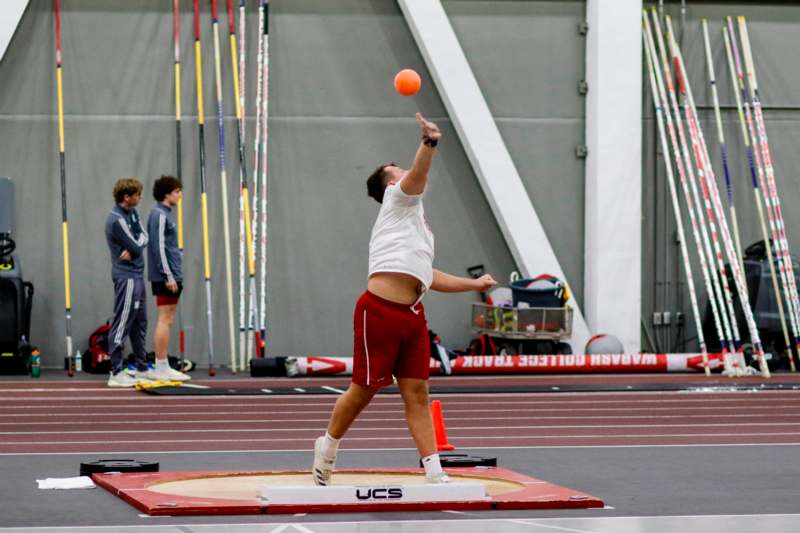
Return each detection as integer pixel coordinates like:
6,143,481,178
312,113,497,485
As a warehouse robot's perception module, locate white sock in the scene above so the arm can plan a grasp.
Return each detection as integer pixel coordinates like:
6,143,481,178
422,453,443,478
155,359,170,371
322,432,340,457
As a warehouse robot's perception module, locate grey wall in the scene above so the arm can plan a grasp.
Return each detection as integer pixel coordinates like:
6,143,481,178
642,2,800,352
0,0,520,367
5,0,796,367
443,0,588,305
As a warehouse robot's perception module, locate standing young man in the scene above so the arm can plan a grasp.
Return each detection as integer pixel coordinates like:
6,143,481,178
105,178,150,387
312,113,496,485
147,176,190,381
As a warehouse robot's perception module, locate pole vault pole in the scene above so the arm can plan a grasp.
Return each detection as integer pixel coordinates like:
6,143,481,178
250,1,265,358
227,0,257,372
210,0,237,372
649,10,735,371
54,0,75,376
666,16,769,377
739,17,800,372
660,15,746,375
642,16,710,375
725,20,797,372
701,20,745,282
193,0,216,376
173,0,187,367
258,0,270,354
239,0,257,368
234,0,246,375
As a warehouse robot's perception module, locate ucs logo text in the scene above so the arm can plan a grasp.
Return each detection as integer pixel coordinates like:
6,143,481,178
355,487,404,500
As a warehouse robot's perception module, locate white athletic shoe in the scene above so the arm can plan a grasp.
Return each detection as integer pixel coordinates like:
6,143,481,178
312,436,337,486
107,371,138,388
142,366,191,382
135,369,158,382
164,367,191,381
425,472,451,484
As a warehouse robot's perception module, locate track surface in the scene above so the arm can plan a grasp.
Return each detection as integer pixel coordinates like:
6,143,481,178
2,375,800,454
2,372,800,532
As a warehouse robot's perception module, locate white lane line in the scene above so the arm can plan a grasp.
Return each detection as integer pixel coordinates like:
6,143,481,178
2,442,800,456
1,412,797,425
2,404,795,414
4,432,800,446
2,394,798,403
2,513,800,531
506,518,598,533
6,422,800,436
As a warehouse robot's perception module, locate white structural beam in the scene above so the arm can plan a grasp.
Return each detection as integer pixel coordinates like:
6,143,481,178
584,0,642,352
398,0,591,350
0,1,29,63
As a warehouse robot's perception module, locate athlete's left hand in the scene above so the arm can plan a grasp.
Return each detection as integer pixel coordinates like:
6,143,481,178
473,274,497,292
166,279,178,293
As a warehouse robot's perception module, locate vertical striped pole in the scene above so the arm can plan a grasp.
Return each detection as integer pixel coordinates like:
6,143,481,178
649,10,735,371
738,17,800,372
701,20,745,282
257,0,270,354
642,15,710,375
232,0,246,375
227,0,257,372
666,16,769,377
725,20,797,372
250,0,265,358
210,0,238,373
173,0,187,367
193,0,216,376
54,0,74,376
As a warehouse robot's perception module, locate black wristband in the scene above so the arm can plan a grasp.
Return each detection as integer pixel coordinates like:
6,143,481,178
423,136,438,148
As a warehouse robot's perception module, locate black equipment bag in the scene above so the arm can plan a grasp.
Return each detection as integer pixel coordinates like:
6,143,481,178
0,179,34,374
702,240,800,369
0,254,34,374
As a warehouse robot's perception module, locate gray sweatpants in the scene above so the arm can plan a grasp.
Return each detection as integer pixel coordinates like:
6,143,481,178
108,277,148,374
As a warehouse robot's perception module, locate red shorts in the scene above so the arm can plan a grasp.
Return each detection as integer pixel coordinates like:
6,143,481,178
352,290,430,388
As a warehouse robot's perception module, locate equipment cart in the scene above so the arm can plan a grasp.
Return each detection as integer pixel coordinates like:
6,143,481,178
471,303,574,355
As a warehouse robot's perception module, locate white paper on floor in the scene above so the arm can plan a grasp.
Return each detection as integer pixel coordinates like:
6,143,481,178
36,476,96,489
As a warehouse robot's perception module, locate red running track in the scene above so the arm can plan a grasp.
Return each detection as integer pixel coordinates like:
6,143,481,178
1,378,799,454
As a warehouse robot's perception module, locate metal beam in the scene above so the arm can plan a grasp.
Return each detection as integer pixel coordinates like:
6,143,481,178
584,0,642,352
397,0,590,350
0,1,29,64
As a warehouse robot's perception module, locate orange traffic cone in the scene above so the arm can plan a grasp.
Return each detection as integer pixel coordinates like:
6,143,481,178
431,400,455,451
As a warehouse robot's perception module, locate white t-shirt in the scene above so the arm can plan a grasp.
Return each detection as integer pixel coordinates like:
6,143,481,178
368,183,435,290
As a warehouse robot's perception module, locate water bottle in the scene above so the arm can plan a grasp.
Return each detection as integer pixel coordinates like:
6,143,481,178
30,349,41,378
75,350,83,373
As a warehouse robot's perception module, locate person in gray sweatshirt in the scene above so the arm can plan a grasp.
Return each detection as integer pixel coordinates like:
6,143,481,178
105,178,150,387
146,175,189,381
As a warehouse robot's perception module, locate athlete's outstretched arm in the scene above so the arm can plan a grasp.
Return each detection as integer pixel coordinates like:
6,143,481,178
431,269,496,293
400,113,442,196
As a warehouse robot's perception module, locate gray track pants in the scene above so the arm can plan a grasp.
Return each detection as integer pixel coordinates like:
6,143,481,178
108,277,148,374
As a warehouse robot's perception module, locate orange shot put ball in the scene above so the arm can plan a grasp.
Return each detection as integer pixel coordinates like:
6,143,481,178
394,68,421,96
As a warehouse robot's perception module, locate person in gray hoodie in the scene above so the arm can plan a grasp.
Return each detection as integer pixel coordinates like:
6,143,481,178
146,175,189,381
105,178,150,387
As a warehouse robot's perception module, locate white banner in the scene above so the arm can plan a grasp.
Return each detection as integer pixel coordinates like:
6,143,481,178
285,353,726,377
